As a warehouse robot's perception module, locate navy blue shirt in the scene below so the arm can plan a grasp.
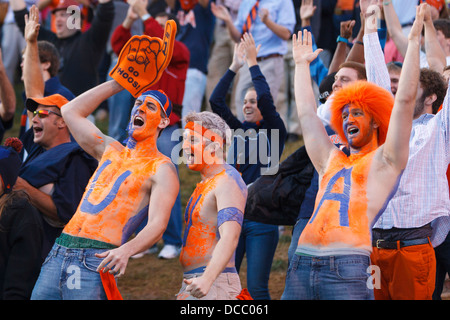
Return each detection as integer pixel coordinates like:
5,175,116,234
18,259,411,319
210,65,287,185
173,2,215,74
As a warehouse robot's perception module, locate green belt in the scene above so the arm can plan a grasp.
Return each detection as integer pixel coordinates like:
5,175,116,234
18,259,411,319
56,233,117,250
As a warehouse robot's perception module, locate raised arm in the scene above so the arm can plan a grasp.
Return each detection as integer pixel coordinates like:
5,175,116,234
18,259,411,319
328,19,355,74
210,2,241,43
423,3,446,73
363,2,391,93
209,42,245,130
110,3,138,54
382,4,424,171
383,0,408,58
23,5,45,100
293,29,335,174
242,33,286,136
345,12,365,64
0,50,16,123
61,80,123,160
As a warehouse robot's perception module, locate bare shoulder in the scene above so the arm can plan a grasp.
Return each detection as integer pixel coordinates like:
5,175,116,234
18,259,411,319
215,166,248,210
151,159,178,184
220,166,247,195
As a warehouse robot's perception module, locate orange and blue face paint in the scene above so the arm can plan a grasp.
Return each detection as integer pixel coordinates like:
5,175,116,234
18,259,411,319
182,122,225,172
342,104,378,151
125,90,172,148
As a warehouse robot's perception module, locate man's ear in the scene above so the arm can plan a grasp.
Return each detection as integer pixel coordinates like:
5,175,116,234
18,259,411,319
424,93,437,107
372,118,380,129
158,116,170,129
41,61,51,73
58,117,67,129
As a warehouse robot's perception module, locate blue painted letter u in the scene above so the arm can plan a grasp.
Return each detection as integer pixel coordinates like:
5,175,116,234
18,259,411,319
80,159,131,214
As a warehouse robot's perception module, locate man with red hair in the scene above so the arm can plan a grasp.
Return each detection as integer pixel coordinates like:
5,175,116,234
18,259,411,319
281,3,426,300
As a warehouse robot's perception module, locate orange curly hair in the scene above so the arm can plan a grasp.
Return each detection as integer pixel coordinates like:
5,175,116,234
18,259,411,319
330,81,394,146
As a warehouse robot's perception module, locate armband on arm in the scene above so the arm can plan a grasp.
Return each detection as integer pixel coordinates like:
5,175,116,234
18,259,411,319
217,207,244,228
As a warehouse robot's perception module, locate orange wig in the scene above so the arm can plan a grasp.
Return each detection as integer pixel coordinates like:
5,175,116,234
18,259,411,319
330,81,394,146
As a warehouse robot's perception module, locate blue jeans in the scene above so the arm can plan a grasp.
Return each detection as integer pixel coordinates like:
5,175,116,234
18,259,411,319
157,124,182,246
31,244,109,300
235,219,279,300
433,232,450,300
287,218,309,266
281,254,374,300
135,124,183,247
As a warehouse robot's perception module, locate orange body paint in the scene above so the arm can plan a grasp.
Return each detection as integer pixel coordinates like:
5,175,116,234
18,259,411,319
180,170,227,271
298,149,376,253
63,142,170,246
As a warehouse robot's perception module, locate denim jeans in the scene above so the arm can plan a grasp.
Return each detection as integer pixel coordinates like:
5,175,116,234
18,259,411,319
281,254,374,300
287,218,309,266
433,232,450,300
235,219,279,300
157,124,182,246
31,244,109,300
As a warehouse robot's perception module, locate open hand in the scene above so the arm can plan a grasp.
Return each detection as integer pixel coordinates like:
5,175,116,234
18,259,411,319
292,29,322,65
408,3,426,41
24,5,40,42
211,2,231,23
300,0,316,21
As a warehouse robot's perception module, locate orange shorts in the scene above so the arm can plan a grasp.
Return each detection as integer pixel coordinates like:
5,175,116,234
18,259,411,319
371,240,436,300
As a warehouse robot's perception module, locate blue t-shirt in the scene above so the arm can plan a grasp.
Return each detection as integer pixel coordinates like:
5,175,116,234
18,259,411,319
174,2,215,74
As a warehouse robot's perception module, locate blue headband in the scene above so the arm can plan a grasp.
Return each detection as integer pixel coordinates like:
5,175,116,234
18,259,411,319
138,90,172,118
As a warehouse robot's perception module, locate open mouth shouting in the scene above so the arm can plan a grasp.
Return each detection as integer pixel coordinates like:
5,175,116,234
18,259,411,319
133,115,145,128
346,125,359,138
184,149,195,164
33,125,44,138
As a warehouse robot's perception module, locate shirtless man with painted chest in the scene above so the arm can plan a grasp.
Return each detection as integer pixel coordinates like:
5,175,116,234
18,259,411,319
177,111,247,300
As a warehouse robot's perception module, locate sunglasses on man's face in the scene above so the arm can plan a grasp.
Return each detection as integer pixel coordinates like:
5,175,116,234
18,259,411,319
33,109,62,118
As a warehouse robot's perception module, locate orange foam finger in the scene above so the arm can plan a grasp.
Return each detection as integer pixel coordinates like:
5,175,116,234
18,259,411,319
109,20,177,98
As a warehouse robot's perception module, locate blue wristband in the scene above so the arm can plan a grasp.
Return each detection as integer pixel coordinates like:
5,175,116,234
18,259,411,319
336,35,349,44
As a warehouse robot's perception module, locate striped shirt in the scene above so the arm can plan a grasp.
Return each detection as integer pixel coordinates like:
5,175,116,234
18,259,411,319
364,32,450,247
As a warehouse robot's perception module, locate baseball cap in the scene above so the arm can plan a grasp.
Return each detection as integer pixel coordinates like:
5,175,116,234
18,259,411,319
319,72,336,104
52,0,81,13
138,90,172,118
180,0,198,11
423,0,445,12
0,138,23,194
26,94,69,112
